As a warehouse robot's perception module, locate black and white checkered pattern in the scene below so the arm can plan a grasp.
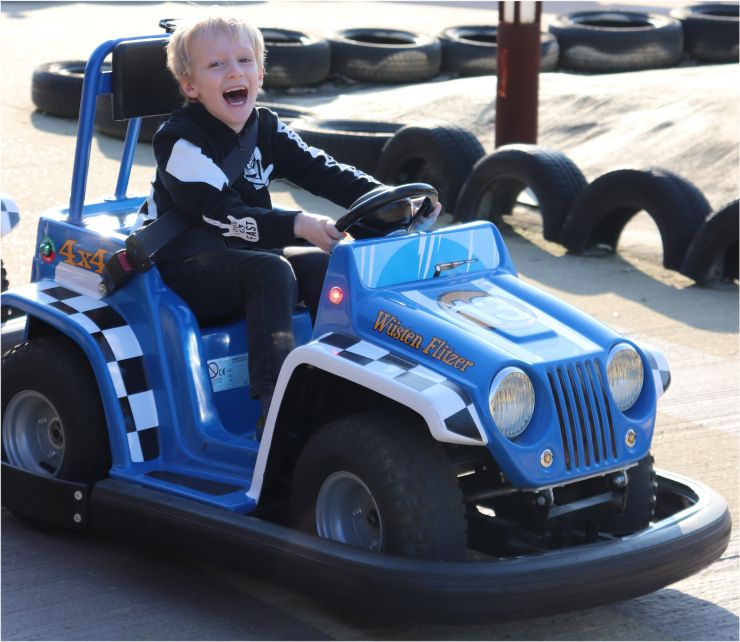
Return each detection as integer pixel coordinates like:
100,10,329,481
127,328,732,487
33,281,160,462
640,343,671,398
1,195,20,236
319,332,484,442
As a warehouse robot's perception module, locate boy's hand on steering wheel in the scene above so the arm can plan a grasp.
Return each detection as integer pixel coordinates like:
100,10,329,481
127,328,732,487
412,199,443,233
294,212,346,252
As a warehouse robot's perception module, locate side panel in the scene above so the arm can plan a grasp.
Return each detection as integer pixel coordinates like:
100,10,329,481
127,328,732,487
2,283,158,468
247,332,487,502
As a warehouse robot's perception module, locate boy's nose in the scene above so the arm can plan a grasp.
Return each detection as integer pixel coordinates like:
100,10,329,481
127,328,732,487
226,60,242,77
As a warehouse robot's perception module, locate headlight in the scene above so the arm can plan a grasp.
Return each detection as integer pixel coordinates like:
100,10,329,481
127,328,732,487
606,343,644,411
489,367,535,439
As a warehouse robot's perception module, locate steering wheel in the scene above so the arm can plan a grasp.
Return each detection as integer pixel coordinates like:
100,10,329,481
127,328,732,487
335,183,438,237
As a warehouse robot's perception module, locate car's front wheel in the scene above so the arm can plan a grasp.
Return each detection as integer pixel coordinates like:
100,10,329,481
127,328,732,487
291,412,467,560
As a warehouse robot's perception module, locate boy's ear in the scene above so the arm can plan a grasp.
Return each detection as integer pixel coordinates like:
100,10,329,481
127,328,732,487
180,78,199,100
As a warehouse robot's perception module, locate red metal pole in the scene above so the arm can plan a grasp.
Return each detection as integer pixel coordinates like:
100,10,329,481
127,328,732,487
495,1,542,146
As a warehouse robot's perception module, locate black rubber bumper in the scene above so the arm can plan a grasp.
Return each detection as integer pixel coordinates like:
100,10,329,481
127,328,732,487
1,463,731,621
80,471,731,621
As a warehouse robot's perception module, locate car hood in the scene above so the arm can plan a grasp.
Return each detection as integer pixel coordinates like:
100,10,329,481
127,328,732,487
359,272,620,379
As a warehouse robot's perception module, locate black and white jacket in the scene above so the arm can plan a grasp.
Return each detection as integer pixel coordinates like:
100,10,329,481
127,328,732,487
145,103,381,259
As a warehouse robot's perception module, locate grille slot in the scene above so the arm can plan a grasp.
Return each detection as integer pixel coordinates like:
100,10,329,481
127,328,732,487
548,360,616,472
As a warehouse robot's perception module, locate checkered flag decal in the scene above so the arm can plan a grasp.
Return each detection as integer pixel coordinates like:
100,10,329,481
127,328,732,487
641,344,671,398
34,281,160,462
1,195,20,236
319,332,484,442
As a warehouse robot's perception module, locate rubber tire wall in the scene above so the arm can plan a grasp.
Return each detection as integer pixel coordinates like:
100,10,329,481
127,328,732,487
327,28,442,83
439,26,559,76
453,145,587,243
560,168,712,270
548,11,684,73
680,199,739,285
670,3,740,63
261,28,331,88
31,60,97,119
375,122,485,212
288,118,402,174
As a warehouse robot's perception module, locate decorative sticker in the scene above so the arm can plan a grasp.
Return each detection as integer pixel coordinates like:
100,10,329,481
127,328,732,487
208,353,249,392
58,239,109,274
372,310,474,372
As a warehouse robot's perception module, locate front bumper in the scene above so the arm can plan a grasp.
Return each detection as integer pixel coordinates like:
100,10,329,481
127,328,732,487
1,463,731,621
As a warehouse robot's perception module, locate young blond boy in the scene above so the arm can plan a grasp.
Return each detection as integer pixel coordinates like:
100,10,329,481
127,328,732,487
146,14,439,429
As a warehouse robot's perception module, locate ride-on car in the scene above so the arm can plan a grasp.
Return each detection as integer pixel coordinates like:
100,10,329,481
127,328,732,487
0,27,731,620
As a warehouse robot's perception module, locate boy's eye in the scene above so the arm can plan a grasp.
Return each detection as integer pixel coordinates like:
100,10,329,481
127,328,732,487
239,57,254,64
208,61,223,69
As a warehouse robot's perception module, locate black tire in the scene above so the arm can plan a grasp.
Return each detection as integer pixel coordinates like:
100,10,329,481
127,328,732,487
94,94,169,142
327,28,442,83
375,122,485,212
670,3,739,63
291,412,466,561
680,199,739,285
31,60,89,119
453,144,587,243
288,118,402,174
548,11,684,73
560,168,712,270
610,454,657,535
439,26,560,76
1,336,111,482
261,28,331,88
257,102,317,124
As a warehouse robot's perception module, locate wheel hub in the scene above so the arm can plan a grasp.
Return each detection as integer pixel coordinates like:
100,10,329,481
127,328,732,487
315,471,384,552
2,390,65,476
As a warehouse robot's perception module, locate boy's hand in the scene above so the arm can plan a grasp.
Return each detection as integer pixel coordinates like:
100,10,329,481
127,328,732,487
411,199,443,233
294,212,346,252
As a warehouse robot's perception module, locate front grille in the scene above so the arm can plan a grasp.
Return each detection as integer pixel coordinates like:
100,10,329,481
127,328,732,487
547,360,617,472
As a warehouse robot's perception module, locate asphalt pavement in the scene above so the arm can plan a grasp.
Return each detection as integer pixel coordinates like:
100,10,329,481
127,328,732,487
1,1,738,640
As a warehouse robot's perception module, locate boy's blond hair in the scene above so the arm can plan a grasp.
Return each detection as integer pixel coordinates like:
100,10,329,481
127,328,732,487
166,14,265,82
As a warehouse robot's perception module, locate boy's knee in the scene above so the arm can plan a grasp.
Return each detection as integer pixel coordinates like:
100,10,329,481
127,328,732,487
244,253,297,299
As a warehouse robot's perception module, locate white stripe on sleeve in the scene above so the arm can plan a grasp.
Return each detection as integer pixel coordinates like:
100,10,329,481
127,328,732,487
165,139,229,190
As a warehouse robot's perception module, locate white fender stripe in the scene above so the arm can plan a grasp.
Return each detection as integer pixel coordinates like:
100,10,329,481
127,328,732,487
247,332,486,502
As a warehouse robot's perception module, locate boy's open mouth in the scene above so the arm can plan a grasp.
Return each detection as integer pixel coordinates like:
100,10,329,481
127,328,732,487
223,87,248,106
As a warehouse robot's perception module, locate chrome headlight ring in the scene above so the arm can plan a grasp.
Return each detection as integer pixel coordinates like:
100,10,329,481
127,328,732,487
606,343,644,412
489,366,535,439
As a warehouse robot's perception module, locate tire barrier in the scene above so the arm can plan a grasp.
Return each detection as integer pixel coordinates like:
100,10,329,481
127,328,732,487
289,118,402,174
670,4,740,63
439,26,559,76
32,60,110,119
374,122,485,212
94,94,168,143
548,11,684,73
680,200,739,285
327,28,442,83
94,98,314,142
560,168,711,271
261,28,331,88
453,145,587,243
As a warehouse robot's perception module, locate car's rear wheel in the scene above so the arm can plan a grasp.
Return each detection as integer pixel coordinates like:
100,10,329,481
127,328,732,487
291,412,466,560
2,335,110,482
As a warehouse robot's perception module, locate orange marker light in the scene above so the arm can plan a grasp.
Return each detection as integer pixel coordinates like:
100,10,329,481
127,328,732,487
328,287,344,305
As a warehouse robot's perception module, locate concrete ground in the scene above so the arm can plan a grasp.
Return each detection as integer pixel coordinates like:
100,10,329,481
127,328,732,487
1,1,738,640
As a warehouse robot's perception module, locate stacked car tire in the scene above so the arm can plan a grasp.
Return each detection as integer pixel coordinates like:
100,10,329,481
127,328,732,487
449,144,737,286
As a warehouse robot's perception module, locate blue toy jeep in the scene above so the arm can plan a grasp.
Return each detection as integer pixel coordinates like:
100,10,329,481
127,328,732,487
0,29,731,620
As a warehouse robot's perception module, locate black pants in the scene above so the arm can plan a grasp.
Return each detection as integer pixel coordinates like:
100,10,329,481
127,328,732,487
158,246,330,398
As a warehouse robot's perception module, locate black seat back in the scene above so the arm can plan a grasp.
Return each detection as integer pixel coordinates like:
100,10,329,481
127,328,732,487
111,37,183,120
